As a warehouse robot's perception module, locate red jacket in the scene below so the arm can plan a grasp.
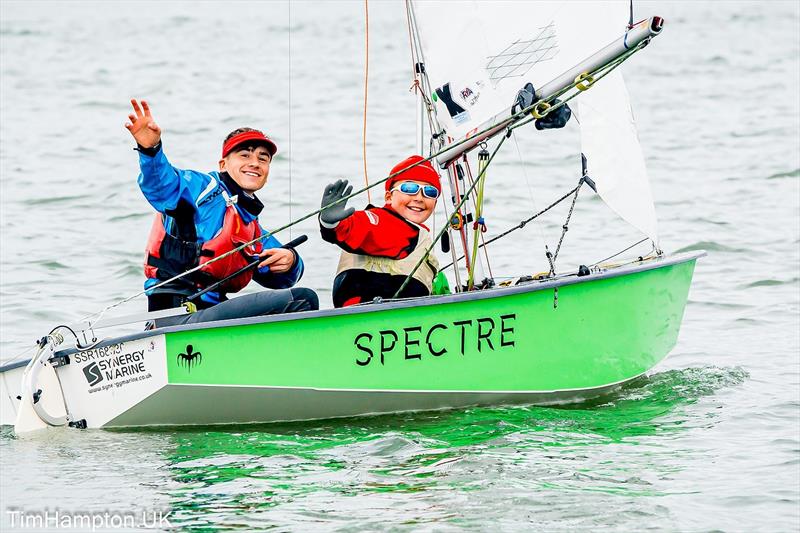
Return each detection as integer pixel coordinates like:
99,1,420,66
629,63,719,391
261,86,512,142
321,205,423,258
320,205,432,307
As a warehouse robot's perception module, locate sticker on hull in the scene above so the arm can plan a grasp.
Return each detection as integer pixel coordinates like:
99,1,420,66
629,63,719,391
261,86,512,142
56,336,167,427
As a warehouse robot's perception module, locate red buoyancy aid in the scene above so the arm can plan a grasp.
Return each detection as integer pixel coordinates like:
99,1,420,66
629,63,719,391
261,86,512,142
144,205,263,294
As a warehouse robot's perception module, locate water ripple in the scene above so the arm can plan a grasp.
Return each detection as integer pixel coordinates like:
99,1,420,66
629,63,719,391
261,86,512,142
674,241,746,253
767,168,800,180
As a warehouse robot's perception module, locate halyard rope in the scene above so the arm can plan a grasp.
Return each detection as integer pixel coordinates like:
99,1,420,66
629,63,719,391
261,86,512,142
362,0,371,204
404,0,419,87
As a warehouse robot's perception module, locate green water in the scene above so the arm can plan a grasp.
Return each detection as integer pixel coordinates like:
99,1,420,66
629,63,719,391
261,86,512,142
3,366,754,530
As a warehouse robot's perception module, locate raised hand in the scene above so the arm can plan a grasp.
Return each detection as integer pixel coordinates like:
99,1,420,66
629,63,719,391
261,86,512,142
125,99,162,148
319,179,355,225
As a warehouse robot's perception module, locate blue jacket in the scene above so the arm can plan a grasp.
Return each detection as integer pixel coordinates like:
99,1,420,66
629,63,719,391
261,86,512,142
138,146,304,304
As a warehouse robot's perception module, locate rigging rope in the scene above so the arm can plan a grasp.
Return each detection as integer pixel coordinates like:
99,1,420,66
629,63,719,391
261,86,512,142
628,0,635,29
404,0,419,88
511,131,549,261
0,343,38,366
406,0,441,138
362,0,371,204
436,181,462,287
440,182,583,271
546,183,582,276
460,153,492,277
590,237,650,267
467,148,490,289
450,160,471,275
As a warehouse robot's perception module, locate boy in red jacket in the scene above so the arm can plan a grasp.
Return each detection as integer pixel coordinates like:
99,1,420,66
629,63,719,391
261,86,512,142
319,155,441,307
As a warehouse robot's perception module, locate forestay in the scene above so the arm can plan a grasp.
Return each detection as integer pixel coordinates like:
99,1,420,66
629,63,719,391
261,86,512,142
411,0,660,245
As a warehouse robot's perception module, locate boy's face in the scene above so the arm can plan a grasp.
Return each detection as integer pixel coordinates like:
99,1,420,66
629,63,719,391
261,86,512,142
219,144,272,194
384,180,438,225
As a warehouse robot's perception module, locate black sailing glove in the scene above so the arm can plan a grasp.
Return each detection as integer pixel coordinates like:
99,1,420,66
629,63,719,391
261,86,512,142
320,179,355,226
535,100,572,130
513,82,536,115
513,82,572,130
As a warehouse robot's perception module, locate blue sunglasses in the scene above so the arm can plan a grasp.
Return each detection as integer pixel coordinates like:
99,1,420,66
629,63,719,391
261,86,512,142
391,181,440,199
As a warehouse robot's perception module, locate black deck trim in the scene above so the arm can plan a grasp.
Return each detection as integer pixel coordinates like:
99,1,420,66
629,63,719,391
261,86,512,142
0,358,29,373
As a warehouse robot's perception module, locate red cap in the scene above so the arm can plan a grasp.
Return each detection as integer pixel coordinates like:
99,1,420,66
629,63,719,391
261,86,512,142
221,130,278,159
386,155,441,192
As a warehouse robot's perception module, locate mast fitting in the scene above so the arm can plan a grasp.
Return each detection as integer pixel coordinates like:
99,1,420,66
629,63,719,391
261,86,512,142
574,72,595,91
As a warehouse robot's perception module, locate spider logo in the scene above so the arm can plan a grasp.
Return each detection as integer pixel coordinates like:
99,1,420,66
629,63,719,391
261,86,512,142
177,344,202,371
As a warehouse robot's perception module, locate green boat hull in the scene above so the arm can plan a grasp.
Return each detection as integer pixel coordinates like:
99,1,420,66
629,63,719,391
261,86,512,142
113,252,700,427
1,252,701,429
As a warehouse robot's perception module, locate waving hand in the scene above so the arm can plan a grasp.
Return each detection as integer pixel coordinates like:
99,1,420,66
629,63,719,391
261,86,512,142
320,179,355,225
125,99,161,148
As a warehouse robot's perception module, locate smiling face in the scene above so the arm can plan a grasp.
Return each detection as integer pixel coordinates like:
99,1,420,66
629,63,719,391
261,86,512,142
384,180,438,225
218,143,272,194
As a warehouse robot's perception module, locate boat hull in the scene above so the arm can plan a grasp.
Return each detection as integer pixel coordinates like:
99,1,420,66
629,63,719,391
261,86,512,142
108,383,629,427
1,252,702,429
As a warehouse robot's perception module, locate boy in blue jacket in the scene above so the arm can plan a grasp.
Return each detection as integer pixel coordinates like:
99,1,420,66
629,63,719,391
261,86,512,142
126,99,317,326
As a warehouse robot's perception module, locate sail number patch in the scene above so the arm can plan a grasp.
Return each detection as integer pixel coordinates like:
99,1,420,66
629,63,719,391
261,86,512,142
353,313,516,366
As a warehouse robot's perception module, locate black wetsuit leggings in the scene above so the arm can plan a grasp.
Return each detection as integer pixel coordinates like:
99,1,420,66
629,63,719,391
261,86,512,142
150,288,319,328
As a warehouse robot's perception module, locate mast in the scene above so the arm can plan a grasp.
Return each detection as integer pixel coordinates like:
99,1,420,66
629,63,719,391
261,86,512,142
407,0,488,291
415,62,424,155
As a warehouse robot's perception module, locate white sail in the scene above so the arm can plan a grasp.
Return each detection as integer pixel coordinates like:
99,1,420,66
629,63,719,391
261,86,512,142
411,0,659,244
578,70,659,246
571,4,658,245
411,1,631,138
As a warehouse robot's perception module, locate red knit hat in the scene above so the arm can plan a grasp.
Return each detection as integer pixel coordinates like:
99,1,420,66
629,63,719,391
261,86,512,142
386,155,441,192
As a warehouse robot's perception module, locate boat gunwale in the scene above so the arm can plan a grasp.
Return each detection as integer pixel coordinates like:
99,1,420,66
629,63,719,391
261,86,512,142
0,359,28,372
2,249,704,368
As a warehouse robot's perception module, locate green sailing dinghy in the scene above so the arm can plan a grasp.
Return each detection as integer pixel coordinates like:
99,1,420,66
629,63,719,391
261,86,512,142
2,252,701,431
0,1,704,433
